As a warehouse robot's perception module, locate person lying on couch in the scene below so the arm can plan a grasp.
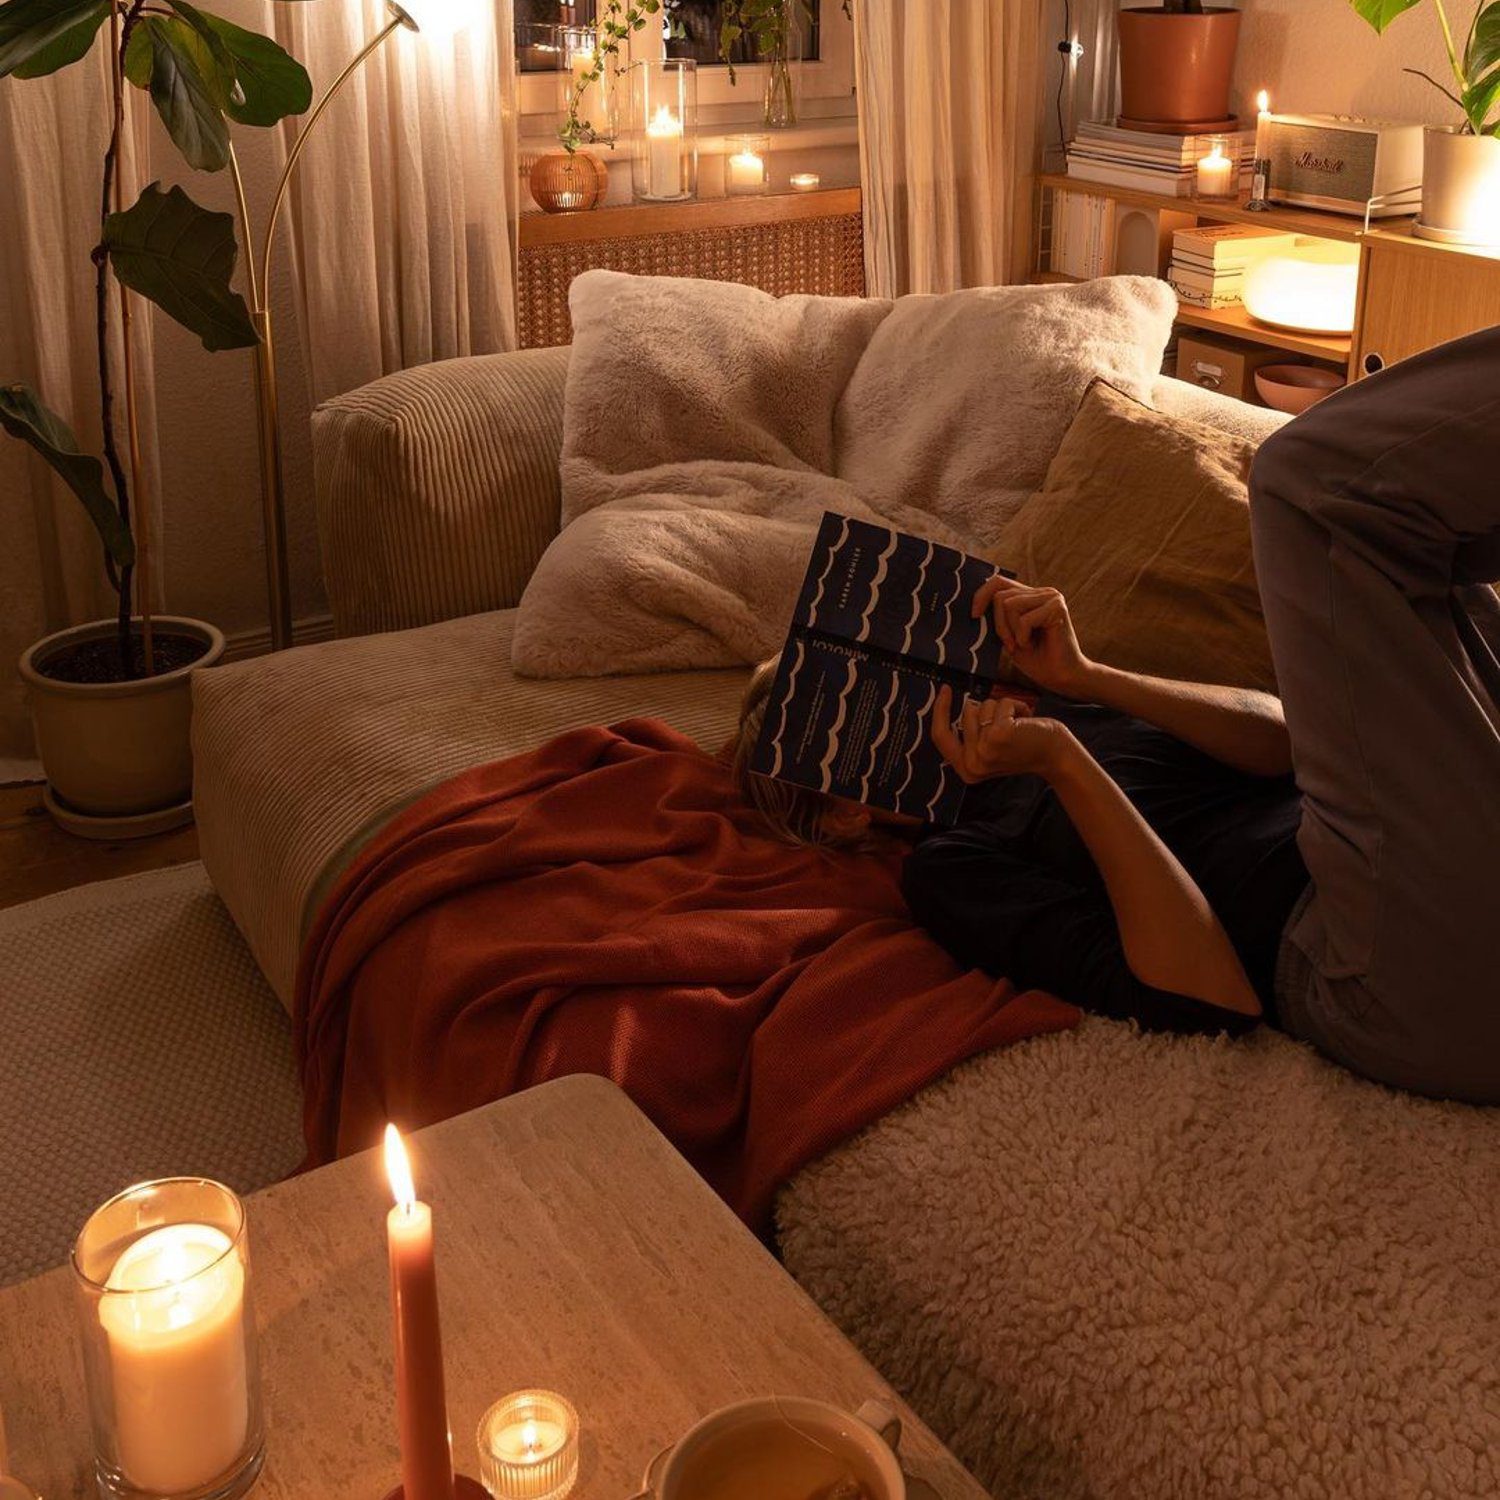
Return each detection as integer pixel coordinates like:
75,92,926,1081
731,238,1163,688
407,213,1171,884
735,326,1500,1104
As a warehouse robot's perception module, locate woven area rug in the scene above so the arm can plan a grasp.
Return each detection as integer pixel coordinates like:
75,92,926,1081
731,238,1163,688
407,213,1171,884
0,863,303,1288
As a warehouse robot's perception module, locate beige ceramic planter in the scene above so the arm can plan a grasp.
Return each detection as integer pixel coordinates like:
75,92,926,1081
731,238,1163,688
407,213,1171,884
18,616,224,826
1416,127,1500,246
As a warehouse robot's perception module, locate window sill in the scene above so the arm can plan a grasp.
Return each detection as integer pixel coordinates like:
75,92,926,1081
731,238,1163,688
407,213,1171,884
518,110,857,160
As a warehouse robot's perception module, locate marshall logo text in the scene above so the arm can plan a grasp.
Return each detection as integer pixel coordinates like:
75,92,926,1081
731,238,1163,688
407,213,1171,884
1296,150,1346,175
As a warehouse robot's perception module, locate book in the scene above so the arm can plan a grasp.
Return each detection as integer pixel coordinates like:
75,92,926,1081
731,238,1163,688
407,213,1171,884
1064,158,1252,198
1168,263,1246,294
1170,280,1245,309
1050,189,1115,279
750,513,1011,826
1171,224,1299,266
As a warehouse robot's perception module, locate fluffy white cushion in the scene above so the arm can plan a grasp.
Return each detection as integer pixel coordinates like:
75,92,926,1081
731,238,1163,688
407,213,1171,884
512,270,1177,679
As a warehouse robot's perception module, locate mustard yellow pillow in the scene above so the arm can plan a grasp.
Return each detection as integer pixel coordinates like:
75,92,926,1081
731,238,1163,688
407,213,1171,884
996,380,1276,693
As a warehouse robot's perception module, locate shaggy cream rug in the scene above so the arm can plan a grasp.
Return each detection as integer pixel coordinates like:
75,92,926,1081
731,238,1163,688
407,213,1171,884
778,1018,1500,1500
0,864,302,1287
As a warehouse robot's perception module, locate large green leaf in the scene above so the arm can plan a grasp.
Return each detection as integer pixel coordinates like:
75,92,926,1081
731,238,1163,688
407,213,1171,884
103,182,258,351
133,14,232,171
1349,0,1423,33
198,11,310,125
1467,1,1500,79
0,0,111,77
0,384,134,567
1462,65,1500,131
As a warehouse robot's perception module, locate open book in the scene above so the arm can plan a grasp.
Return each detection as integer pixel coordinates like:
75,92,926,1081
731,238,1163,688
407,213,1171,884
750,513,1011,826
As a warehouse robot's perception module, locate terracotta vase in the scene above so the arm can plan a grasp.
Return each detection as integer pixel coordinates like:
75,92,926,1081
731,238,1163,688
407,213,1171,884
529,151,610,213
1117,6,1242,133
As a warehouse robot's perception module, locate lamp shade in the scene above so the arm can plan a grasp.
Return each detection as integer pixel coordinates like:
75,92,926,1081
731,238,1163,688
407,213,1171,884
1243,246,1360,336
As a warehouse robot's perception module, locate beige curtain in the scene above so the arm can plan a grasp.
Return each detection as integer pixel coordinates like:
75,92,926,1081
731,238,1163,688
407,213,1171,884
0,0,518,759
854,0,1044,296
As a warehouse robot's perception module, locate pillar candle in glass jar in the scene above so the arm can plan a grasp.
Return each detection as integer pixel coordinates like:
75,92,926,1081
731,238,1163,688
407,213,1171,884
646,106,684,199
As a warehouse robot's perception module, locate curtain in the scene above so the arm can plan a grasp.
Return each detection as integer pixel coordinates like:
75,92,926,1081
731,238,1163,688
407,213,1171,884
854,0,1044,296
0,0,519,759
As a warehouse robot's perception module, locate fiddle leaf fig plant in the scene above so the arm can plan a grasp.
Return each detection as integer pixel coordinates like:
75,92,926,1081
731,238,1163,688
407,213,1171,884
1350,0,1500,134
0,0,312,675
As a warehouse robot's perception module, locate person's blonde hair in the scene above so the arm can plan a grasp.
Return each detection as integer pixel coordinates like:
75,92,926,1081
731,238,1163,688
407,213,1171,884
730,657,869,850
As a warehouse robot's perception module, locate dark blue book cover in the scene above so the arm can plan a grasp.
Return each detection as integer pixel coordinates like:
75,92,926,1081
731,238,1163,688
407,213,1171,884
750,513,1009,826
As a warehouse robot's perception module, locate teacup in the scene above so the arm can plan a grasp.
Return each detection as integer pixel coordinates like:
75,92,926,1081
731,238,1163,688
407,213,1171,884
651,1395,904,1500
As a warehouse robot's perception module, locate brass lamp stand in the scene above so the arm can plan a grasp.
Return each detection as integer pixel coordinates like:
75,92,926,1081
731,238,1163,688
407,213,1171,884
227,2,420,651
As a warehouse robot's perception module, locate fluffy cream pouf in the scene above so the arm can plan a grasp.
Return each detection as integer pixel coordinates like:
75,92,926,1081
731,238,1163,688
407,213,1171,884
779,1017,1499,1499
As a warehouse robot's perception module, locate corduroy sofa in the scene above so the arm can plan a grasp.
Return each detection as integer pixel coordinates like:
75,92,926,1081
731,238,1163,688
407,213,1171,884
191,347,1500,1500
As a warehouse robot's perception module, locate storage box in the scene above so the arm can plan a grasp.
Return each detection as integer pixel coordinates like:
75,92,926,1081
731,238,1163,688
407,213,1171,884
1175,333,1287,404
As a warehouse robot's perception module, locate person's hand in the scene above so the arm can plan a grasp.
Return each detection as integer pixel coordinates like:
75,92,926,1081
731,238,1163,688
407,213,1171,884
973,576,1095,697
930,685,1069,784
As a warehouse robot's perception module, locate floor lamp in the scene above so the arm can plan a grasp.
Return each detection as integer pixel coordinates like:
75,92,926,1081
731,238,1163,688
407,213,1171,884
227,0,427,652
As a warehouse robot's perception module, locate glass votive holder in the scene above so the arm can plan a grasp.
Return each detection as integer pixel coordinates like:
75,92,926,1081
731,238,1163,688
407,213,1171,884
726,132,770,196
632,58,697,203
1194,133,1239,201
72,1179,263,1500
789,172,821,192
477,1390,579,1500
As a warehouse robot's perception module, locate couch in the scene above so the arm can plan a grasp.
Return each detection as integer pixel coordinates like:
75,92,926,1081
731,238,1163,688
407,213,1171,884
192,346,1500,1500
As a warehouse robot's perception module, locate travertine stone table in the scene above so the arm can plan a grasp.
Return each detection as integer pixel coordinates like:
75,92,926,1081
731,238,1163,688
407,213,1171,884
0,1076,987,1499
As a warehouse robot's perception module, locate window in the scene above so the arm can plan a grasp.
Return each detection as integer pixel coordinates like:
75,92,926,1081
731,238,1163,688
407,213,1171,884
665,0,822,66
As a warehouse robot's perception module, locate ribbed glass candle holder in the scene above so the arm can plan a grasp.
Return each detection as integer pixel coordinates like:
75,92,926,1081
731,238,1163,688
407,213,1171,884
477,1391,579,1500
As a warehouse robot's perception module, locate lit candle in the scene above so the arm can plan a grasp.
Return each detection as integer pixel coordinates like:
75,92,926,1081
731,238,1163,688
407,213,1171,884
478,1391,580,1500
789,171,820,192
646,104,684,199
727,148,765,194
98,1223,249,1494
1197,145,1235,199
1255,89,1272,160
385,1124,457,1500
568,43,596,124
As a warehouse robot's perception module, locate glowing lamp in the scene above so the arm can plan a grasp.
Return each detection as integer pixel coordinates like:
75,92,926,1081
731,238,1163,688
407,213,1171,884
388,0,483,40
1243,245,1360,335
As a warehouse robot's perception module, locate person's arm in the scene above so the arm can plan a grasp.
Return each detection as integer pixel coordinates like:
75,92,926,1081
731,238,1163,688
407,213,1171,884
932,689,1262,1017
972,577,1293,777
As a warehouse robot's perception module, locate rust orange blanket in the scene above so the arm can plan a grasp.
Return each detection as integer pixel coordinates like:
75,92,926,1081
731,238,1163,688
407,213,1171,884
296,719,1077,1229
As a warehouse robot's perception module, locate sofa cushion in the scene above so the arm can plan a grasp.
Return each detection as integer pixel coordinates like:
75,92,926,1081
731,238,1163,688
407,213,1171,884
193,611,748,1008
997,380,1277,693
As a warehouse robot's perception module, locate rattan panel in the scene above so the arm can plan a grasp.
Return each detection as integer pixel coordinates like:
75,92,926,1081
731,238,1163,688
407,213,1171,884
517,210,866,348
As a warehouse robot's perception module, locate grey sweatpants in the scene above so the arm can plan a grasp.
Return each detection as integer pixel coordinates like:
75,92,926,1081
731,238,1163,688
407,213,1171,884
1250,325,1500,1104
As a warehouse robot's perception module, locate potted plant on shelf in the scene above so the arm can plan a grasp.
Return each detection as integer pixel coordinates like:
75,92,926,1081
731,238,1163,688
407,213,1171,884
1117,0,1243,133
1349,0,1500,244
0,0,311,836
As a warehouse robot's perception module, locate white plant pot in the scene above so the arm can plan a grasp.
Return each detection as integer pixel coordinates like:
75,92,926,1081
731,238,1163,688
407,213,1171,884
1416,126,1500,246
18,616,224,831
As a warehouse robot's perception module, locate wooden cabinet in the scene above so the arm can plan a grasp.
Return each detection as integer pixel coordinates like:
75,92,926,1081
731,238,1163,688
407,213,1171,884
1354,233,1500,378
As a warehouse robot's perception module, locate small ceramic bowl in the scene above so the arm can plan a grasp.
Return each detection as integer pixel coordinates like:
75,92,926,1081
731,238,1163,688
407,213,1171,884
1254,364,1346,415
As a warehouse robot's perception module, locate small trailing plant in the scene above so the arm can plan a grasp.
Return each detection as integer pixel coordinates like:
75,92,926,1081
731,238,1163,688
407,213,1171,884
0,0,312,676
1349,0,1500,134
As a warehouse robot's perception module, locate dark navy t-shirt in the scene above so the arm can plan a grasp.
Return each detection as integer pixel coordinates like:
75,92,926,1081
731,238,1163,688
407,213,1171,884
902,695,1310,1036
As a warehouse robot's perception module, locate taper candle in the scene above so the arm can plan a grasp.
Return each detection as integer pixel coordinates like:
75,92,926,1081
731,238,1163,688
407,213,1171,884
1254,90,1272,161
385,1125,456,1500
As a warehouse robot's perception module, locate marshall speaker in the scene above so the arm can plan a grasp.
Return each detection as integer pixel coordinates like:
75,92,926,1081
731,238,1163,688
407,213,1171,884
1265,114,1424,218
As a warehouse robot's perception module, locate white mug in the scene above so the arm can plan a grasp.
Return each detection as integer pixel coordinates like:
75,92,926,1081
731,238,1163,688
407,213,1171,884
646,1395,905,1500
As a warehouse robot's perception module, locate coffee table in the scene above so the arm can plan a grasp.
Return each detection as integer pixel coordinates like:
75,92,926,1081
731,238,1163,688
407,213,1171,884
0,1075,988,1498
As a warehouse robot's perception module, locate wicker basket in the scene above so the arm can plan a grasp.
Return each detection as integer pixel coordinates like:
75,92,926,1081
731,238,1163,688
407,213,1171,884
529,151,611,214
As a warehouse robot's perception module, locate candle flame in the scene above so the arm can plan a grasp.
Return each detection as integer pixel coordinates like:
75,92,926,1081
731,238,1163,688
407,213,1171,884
1257,89,1270,114
384,1123,416,1211
647,104,681,137
522,1419,539,1454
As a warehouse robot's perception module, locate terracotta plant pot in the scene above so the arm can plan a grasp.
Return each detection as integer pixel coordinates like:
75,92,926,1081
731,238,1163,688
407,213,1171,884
18,616,224,833
1118,6,1242,132
1416,127,1500,246
529,151,610,213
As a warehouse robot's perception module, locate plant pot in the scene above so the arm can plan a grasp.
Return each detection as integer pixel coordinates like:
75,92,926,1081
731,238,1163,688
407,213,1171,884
18,616,224,832
1415,127,1500,246
529,150,610,213
1117,6,1242,133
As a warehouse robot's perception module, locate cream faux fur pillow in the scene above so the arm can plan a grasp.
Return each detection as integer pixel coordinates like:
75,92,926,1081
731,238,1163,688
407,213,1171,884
511,271,1177,679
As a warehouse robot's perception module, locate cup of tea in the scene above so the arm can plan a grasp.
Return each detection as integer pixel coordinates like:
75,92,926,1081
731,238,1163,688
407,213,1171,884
650,1395,904,1500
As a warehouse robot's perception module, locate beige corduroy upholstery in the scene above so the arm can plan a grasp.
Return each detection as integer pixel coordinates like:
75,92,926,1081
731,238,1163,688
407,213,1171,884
312,346,570,637
193,610,749,1009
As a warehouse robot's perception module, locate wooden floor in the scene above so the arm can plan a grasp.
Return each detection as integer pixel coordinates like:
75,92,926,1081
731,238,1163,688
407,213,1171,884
0,783,199,911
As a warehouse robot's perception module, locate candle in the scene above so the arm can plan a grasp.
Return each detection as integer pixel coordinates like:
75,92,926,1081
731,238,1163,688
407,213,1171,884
1197,145,1235,199
727,149,765,194
568,43,596,124
789,171,820,192
478,1391,580,1500
1255,89,1272,160
646,104,684,199
98,1222,249,1494
386,1124,457,1500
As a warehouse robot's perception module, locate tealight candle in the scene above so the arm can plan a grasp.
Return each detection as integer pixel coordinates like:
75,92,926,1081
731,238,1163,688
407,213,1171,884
790,171,821,192
728,149,766,194
477,1391,579,1500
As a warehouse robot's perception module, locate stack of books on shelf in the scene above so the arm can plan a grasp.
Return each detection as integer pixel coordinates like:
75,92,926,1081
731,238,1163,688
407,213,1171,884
1169,224,1301,309
1066,121,1256,198
1049,189,1116,280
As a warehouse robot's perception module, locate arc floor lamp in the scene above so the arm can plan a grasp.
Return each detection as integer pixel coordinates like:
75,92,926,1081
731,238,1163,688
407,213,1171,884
227,0,450,651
